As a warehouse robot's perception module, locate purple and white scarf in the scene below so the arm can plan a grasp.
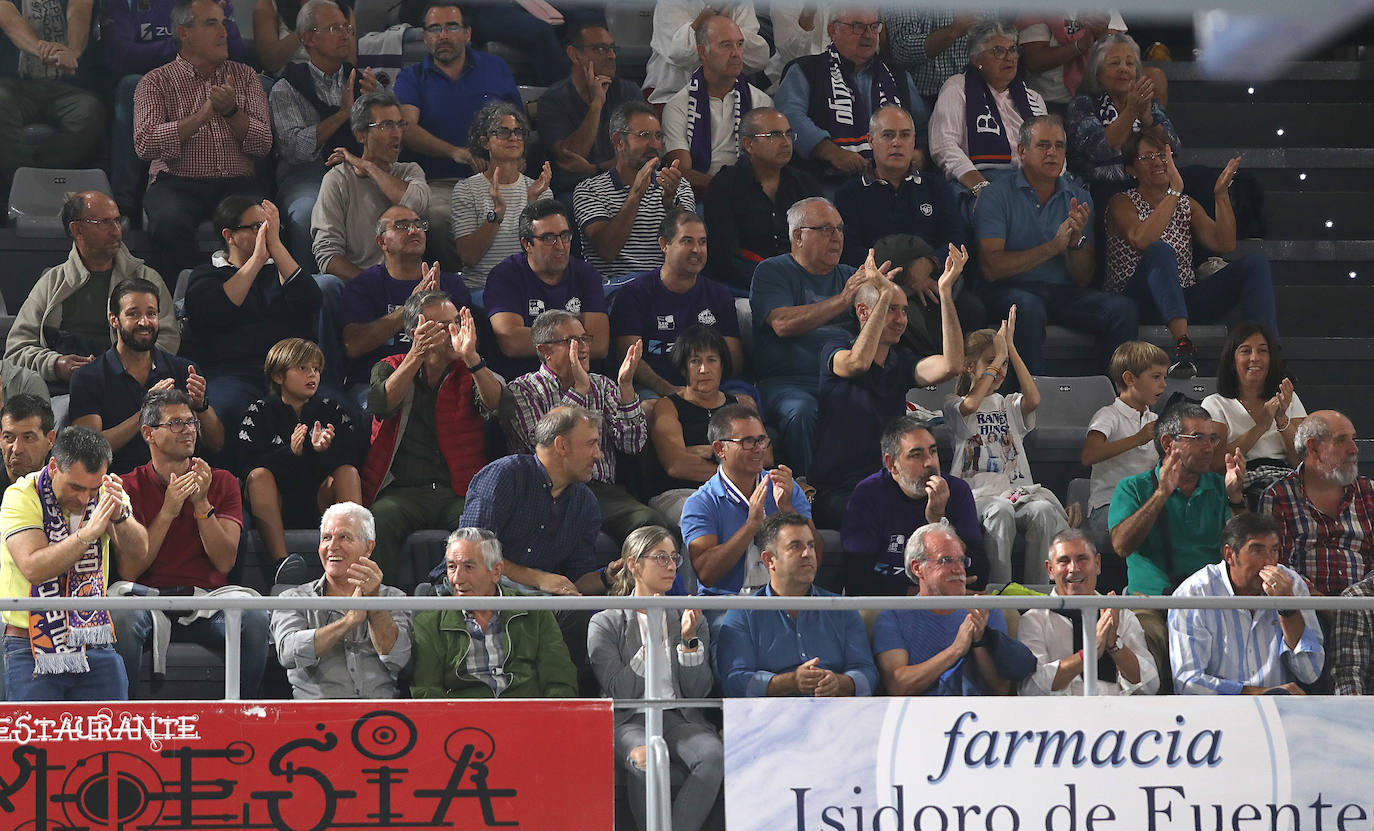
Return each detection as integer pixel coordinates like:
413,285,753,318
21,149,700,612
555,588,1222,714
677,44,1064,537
684,65,753,173
821,43,903,156
26,466,112,674
964,68,1035,171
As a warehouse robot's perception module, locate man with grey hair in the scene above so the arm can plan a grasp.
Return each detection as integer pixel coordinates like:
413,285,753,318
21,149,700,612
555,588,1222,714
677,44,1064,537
1109,402,1247,689
272,501,412,699
573,100,695,286
412,526,577,698
704,107,821,293
749,196,870,475
872,521,1034,695
1016,529,1158,696
1259,409,1374,597
270,0,377,267
974,113,1136,374
507,309,661,542
459,406,614,596
662,15,773,193
311,90,429,280
363,289,500,580
134,0,271,281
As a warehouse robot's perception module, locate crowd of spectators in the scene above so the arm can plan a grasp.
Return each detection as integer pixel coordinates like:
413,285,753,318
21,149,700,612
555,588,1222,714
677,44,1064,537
2,1,1365,827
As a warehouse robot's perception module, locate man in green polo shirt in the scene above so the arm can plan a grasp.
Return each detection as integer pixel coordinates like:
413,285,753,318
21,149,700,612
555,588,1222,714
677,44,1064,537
1108,402,1247,692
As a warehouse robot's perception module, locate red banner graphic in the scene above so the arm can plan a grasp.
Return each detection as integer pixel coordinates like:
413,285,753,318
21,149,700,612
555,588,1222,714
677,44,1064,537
0,699,614,830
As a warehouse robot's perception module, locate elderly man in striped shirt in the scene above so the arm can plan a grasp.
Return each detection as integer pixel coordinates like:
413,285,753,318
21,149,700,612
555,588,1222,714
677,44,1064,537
505,309,664,542
1168,513,1323,695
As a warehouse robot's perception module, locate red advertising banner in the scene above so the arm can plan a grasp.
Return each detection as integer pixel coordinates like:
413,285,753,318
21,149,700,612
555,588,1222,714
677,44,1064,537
0,699,613,830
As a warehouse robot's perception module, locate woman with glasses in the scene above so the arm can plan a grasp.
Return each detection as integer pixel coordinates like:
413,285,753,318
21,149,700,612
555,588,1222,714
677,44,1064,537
588,526,723,831
183,195,322,430
929,20,1048,201
1065,34,1177,187
451,101,552,290
1105,127,1276,381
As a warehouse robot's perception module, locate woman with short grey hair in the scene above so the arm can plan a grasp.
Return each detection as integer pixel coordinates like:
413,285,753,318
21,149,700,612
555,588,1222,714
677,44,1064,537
1067,33,1180,185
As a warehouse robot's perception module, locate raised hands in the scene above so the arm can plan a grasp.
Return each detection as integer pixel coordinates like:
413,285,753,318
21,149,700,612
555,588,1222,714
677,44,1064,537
290,422,309,456
185,366,208,411
527,161,553,203
450,306,480,366
1214,155,1241,196
410,261,442,296
1054,198,1092,253
1224,448,1248,504
310,421,336,452
657,159,684,205
616,338,642,391
484,163,508,222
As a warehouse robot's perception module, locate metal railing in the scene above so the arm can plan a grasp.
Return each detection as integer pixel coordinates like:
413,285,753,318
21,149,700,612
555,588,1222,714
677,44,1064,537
4,592,1370,831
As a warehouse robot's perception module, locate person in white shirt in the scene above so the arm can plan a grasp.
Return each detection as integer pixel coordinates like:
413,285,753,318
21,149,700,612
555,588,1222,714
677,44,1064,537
1017,529,1159,696
644,0,770,104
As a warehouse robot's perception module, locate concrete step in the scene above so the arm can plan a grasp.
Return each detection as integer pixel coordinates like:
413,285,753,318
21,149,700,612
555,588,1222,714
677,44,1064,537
1168,103,1374,148
1263,191,1373,239
1158,61,1374,103
1277,288,1374,336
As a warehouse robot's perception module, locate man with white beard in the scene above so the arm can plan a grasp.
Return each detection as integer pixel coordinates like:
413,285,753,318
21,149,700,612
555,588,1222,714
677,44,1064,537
1258,410,1372,597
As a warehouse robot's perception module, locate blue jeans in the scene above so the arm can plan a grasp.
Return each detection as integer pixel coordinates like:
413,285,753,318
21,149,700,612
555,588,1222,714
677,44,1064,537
1124,242,1279,339
758,375,819,477
112,608,271,699
980,281,1138,374
111,74,146,210
4,636,128,701
278,166,327,275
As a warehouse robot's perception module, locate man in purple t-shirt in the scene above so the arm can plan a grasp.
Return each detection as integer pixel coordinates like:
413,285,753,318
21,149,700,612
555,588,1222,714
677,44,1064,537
609,208,743,396
484,200,609,379
337,205,472,404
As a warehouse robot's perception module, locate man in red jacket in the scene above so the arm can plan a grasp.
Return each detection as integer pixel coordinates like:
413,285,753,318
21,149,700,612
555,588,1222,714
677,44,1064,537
362,290,503,579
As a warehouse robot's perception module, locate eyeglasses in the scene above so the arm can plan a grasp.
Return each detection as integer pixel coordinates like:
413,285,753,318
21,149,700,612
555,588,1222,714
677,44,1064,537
530,230,574,245
799,224,845,236
926,555,972,569
546,334,594,347
1031,140,1067,152
620,129,665,142
387,219,429,233
835,20,883,34
232,220,265,232
984,45,1019,59
721,435,771,450
1173,432,1222,445
749,129,798,142
1137,151,1169,163
489,126,528,140
311,23,354,34
643,552,682,568
155,418,200,433
78,217,121,229
424,22,468,34
576,42,617,55
367,119,408,132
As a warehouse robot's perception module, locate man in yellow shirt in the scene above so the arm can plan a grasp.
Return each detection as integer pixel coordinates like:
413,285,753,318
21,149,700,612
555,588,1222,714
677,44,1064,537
1,426,148,700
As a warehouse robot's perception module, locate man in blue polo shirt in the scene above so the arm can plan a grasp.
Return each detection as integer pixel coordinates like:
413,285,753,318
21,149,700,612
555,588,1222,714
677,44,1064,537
609,207,742,397
974,114,1136,374
715,512,878,697
395,0,521,267
69,279,226,474
484,201,610,380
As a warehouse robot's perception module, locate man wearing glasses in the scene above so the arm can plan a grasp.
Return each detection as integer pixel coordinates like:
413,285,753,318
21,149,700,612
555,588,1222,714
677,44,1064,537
394,0,520,268
6,193,178,389
484,201,609,380
540,23,641,194
270,0,376,269
703,107,821,294
1109,402,1247,691
69,278,225,475
873,522,1034,696
774,6,924,180
312,91,429,280
114,388,269,698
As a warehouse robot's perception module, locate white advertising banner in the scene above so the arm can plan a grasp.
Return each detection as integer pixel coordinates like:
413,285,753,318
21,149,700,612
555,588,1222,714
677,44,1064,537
724,697,1374,830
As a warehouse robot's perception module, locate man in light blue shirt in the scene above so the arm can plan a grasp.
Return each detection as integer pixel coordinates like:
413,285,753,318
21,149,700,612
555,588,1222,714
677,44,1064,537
973,114,1136,373
1169,513,1323,695
715,512,878,697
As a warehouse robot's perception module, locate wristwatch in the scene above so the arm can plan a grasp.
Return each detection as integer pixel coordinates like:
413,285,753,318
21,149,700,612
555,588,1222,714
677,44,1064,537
485,210,501,224
1166,187,1184,199
1067,234,1088,251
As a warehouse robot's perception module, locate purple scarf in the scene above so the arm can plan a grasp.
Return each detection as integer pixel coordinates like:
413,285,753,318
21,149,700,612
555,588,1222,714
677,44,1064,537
27,466,113,674
684,65,753,173
964,68,1036,170
821,43,903,156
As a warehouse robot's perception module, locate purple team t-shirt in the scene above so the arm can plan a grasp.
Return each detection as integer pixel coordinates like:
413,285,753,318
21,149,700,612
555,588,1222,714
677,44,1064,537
484,252,608,377
336,264,472,385
607,269,740,386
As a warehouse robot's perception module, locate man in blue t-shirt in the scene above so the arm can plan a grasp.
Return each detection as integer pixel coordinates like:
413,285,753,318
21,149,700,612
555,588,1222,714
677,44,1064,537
484,200,609,380
338,205,472,406
974,114,1136,374
610,208,742,396
873,523,1034,695
749,196,868,475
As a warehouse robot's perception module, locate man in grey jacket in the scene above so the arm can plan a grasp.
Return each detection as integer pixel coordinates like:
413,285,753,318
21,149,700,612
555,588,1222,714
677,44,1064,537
5,191,177,385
